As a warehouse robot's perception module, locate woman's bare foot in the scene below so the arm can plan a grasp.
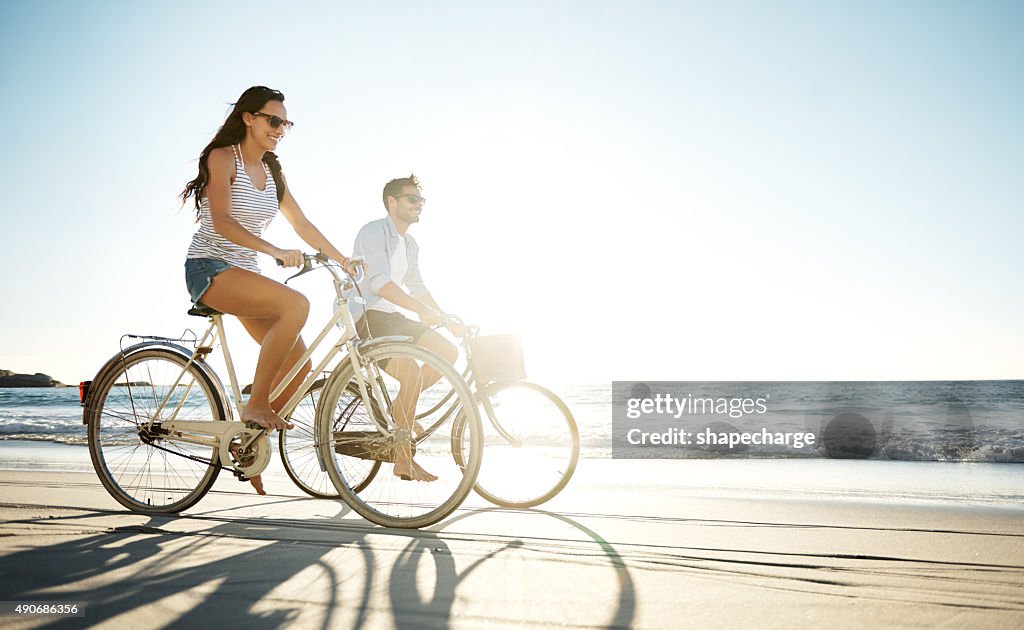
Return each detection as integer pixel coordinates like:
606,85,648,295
229,441,269,495
243,402,293,431
248,474,267,495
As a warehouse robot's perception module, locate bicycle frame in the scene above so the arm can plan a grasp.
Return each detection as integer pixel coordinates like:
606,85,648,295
137,257,404,468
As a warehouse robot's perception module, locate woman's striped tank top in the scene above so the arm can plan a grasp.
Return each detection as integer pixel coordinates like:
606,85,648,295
186,145,279,273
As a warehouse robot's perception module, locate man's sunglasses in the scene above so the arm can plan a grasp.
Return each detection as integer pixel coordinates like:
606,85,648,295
252,111,295,130
395,194,426,205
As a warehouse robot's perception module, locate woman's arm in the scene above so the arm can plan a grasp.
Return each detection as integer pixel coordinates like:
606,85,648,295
207,148,302,267
277,171,359,272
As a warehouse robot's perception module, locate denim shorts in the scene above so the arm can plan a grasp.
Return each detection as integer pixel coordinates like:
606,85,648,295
185,257,234,304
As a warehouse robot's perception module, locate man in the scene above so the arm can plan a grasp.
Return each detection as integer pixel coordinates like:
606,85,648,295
351,174,462,481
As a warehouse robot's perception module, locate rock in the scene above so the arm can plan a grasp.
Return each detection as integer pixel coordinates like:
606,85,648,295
0,371,66,388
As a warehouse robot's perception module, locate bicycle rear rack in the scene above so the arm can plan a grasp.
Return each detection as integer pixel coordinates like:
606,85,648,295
119,329,200,353
80,330,204,407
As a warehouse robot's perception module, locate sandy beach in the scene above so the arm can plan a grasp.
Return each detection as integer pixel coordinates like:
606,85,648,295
0,443,1022,629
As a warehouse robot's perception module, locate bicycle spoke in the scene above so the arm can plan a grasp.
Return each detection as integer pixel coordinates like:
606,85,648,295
319,342,483,528
88,349,223,513
470,381,579,508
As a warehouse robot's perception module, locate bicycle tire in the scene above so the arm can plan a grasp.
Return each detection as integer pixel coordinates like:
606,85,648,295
317,342,482,528
457,380,579,508
279,380,381,498
86,347,226,513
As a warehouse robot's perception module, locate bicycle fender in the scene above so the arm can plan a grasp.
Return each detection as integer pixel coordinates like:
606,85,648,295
82,342,225,424
356,336,414,352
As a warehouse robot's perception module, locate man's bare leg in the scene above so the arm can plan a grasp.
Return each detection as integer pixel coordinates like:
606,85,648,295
386,356,437,481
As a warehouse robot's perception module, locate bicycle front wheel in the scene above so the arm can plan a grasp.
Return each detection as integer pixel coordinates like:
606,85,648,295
86,347,226,513
465,380,580,508
280,379,380,498
317,342,482,529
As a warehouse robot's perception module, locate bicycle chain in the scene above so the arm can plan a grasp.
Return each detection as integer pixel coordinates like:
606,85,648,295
140,435,251,480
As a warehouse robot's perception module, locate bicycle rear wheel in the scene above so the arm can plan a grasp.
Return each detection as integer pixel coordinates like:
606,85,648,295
461,380,579,508
86,347,226,513
280,379,381,498
317,342,482,529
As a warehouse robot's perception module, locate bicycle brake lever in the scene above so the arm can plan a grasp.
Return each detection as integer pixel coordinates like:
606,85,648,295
284,258,313,284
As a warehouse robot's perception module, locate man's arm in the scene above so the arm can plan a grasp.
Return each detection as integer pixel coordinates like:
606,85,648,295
377,283,444,326
354,222,392,296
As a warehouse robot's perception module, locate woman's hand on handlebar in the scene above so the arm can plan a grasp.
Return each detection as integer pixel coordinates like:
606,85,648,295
273,248,304,268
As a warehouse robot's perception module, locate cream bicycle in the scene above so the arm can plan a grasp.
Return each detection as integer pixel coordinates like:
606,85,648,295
82,253,483,528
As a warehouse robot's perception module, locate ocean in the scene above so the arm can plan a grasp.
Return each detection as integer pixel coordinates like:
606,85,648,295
1,381,1021,507
1,381,1022,461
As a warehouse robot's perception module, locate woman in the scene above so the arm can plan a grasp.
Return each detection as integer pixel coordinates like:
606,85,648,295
181,86,358,494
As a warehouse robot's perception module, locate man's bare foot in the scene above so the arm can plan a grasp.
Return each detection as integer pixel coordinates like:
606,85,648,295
391,448,436,483
393,430,437,481
394,459,438,482
243,402,293,431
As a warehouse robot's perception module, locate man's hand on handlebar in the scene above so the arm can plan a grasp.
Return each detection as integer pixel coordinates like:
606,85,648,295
444,318,467,338
341,257,363,277
423,312,468,338
418,307,445,328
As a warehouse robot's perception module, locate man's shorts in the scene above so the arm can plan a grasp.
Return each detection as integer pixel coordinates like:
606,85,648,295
356,310,431,343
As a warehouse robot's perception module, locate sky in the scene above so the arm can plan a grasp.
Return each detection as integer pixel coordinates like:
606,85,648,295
0,0,1021,386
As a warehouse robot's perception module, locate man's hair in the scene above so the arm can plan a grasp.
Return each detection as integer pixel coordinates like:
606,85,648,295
382,173,420,212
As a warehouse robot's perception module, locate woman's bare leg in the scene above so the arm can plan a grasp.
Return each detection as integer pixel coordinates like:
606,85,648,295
238,318,313,412
200,268,309,430
231,323,313,495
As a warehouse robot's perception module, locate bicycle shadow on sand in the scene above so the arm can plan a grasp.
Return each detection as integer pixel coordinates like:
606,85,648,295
0,499,376,629
388,507,637,629
0,500,637,629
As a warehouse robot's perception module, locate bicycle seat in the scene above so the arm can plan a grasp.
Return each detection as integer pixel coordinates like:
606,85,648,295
187,303,221,317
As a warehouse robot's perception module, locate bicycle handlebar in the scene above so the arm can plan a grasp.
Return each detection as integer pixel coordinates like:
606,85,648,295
428,315,479,341
276,254,470,337
275,253,365,296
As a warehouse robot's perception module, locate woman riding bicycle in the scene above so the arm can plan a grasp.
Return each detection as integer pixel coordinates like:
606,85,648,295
180,85,359,493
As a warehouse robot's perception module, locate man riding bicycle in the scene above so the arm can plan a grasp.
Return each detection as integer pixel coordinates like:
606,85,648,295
351,174,464,482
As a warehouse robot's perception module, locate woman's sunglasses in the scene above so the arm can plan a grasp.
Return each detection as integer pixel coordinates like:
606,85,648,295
252,111,295,130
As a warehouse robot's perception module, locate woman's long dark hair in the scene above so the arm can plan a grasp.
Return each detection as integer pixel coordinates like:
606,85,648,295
180,86,287,218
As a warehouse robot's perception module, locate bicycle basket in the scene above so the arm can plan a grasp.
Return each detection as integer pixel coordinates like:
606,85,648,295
467,334,526,383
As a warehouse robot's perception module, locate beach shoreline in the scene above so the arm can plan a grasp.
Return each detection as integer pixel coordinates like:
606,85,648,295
3,439,1021,508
